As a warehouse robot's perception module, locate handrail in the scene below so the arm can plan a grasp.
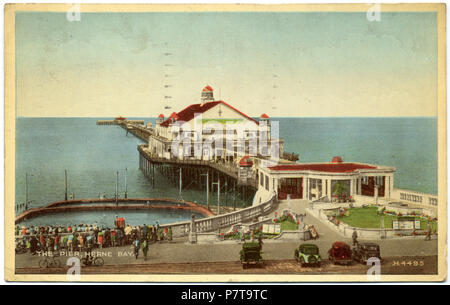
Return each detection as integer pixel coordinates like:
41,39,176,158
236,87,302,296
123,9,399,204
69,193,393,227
158,194,277,237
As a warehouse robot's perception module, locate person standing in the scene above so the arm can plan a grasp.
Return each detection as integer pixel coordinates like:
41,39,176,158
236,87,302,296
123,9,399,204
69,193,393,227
352,230,358,246
54,233,59,252
425,222,432,241
125,225,132,244
152,226,157,243
77,233,84,252
141,239,148,261
168,227,173,241
67,233,74,252
116,228,123,246
39,234,46,251
105,228,111,248
258,234,264,250
157,227,162,242
97,231,104,249
111,228,116,247
142,225,148,240
163,227,168,240
133,238,140,259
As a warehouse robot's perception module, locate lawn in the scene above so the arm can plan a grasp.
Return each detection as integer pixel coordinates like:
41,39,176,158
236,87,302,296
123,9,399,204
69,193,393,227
335,206,437,231
280,220,299,231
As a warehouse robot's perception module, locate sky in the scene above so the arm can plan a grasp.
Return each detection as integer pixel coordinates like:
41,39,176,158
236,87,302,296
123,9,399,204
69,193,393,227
15,11,438,117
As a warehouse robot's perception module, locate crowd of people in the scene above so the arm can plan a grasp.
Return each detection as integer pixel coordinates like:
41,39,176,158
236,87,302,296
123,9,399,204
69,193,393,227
15,217,173,261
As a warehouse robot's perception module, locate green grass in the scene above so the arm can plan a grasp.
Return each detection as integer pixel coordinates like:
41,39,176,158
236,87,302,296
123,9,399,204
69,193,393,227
335,207,437,231
280,220,299,231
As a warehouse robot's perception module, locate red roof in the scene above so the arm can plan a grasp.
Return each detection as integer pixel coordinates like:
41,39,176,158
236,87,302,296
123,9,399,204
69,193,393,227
268,163,377,173
160,100,259,127
332,242,351,248
158,114,164,118
332,156,343,163
203,85,214,92
260,113,269,119
239,155,253,167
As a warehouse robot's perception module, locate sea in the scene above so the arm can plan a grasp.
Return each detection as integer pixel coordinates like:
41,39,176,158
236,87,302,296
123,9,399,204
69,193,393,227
15,117,437,226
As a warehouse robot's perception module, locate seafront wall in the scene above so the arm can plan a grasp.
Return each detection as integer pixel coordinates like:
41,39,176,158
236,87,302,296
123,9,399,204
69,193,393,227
15,196,278,238
15,198,214,224
306,203,437,240
159,195,278,237
391,188,438,211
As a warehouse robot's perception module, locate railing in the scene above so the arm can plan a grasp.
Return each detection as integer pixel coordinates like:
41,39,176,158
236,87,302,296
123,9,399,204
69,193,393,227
282,152,299,162
138,145,241,179
160,195,278,237
391,188,438,209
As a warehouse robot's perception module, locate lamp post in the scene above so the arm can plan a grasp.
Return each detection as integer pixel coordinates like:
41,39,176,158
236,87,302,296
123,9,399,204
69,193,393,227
25,173,29,210
124,167,128,199
200,171,209,210
212,178,221,215
178,167,182,201
64,169,68,201
25,173,34,211
116,170,119,205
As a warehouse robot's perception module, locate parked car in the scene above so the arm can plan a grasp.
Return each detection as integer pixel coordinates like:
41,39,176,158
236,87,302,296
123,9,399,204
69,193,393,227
328,242,352,265
352,242,381,264
294,243,322,267
240,242,262,269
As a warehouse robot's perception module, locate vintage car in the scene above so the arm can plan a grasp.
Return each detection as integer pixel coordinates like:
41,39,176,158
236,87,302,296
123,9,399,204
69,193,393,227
352,242,381,264
294,243,322,267
239,242,262,268
328,241,353,265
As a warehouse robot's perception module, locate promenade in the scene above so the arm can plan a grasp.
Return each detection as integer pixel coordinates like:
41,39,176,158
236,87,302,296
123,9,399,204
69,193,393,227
15,233,437,269
15,199,438,274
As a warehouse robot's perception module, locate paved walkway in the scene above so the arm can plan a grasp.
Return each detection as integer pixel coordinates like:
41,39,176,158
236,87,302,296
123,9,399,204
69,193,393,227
15,199,438,270
16,238,437,269
272,199,438,256
17,256,438,275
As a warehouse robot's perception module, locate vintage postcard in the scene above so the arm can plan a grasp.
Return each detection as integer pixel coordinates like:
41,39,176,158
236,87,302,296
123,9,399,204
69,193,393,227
4,3,447,282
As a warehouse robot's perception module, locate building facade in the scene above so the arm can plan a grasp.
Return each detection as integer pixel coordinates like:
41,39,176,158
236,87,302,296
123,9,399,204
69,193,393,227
149,86,284,163
256,156,396,202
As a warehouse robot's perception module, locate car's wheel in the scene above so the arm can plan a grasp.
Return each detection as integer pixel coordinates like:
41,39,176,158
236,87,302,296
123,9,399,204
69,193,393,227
94,257,104,266
53,259,61,268
299,257,305,267
39,259,48,268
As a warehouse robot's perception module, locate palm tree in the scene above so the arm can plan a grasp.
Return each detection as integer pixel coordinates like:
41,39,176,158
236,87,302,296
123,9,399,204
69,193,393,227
333,182,348,202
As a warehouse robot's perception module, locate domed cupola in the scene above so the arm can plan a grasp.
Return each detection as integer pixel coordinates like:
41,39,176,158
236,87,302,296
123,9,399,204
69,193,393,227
201,85,214,105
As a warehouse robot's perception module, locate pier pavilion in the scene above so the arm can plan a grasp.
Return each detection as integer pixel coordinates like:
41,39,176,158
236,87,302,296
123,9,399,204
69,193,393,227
256,156,396,203
149,86,287,163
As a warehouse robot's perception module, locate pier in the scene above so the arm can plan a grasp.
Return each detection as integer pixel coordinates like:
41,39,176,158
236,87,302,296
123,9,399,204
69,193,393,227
97,119,153,142
98,118,274,210
137,144,257,209
96,119,145,126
